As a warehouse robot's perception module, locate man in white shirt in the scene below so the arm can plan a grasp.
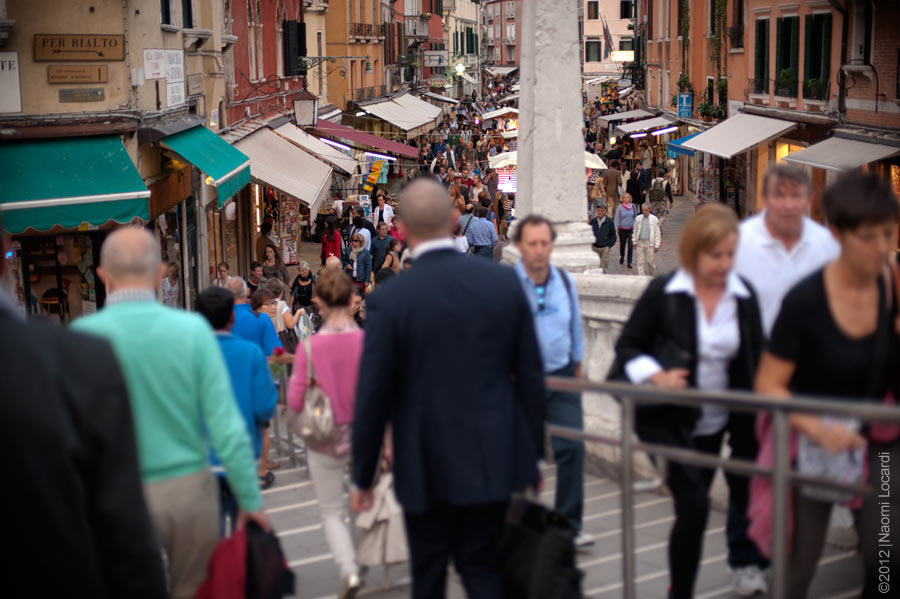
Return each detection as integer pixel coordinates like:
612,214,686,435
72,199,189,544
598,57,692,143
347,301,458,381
633,204,661,276
729,163,839,596
735,164,840,335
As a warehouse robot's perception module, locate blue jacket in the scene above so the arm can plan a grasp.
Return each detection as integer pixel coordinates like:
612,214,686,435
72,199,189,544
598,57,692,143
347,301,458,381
211,333,277,465
590,215,617,248
343,247,373,283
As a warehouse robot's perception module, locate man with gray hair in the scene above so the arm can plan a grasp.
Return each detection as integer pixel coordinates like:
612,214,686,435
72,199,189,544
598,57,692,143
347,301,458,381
351,179,546,597
73,227,269,598
227,275,281,357
728,163,839,596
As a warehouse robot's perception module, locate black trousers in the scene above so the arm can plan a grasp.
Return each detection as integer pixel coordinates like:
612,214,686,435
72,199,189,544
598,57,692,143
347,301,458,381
618,228,633,265
404,502,508,599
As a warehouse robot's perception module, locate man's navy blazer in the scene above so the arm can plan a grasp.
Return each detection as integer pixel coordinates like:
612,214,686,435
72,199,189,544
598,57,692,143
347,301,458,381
352,247,546,513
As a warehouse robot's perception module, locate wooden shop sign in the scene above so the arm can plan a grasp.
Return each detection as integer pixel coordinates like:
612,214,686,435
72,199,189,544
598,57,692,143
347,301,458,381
34,34,125,62
48,65,108,84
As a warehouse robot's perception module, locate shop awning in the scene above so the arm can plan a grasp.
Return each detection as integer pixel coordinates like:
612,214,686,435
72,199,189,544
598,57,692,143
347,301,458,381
615,116,676,136
681,113,796,159
0,136,150,234
482,107,519,120
314,119,418,159
422,91,459,105
486,66,519,76
161,125,250,207
360,93,441,133
273,123,360,177
782,136,900,171
234,128,333,214
598,109,652,123
501,94,520,103
502,129,519,139
460,73,479,85
666,132,702,158
585,76,616,85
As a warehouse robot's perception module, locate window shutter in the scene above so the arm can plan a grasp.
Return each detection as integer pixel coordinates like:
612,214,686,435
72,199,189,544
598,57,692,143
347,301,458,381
453,31,458,54
283,20,299,77
775,18,783,79
298,21,307,75
790,17,800,81
475,34,478,54
821,14,832,83
803,15,812,81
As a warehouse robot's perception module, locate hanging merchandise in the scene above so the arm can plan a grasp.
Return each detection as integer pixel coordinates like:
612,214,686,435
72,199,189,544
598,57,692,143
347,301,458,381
279,196,300,265
363,161,385,193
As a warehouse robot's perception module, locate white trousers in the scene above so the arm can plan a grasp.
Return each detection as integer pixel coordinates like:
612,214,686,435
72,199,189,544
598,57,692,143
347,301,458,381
635,240,657,276
307,450,358,578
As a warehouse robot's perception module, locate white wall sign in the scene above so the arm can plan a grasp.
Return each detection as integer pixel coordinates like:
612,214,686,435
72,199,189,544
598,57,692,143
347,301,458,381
143,49,165,79
0,52,22,113
166,50,184,83
166,81,185,107
424,51,448,67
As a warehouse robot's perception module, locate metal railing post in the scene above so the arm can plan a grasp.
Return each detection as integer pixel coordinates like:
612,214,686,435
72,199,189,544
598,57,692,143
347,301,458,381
771,409,791,598
620,395,637,599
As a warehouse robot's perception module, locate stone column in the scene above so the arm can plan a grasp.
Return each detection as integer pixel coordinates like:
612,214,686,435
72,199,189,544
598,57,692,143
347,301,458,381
502,0,595,272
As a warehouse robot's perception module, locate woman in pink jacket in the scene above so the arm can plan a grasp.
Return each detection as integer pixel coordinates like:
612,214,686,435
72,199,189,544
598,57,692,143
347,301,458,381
287,269,364,599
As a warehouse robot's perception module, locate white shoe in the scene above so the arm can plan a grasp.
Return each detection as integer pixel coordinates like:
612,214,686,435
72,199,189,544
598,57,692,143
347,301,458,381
731,565,768,596
574,532,596,549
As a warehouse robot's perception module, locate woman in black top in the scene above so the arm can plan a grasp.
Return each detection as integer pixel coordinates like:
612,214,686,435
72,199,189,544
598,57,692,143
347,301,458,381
756,172,900,598
290,261,315,312
609,205,768,599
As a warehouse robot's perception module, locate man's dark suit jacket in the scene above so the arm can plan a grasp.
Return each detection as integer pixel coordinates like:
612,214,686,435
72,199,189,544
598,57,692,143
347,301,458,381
0,311,167,598
352,248,546,513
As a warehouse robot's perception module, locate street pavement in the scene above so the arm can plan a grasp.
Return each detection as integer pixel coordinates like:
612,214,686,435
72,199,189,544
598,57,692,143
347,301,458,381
269,196,864,598
262,453,865,599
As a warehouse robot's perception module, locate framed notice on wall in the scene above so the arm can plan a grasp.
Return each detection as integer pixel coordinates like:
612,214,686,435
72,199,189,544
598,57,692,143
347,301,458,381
166,81,185,107
143,49,165,79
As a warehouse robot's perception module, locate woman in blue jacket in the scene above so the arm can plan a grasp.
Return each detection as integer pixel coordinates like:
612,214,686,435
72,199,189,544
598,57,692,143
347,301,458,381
343,233,372,289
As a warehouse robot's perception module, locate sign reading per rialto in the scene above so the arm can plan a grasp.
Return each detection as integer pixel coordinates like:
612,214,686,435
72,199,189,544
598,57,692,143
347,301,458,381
34,34,125,62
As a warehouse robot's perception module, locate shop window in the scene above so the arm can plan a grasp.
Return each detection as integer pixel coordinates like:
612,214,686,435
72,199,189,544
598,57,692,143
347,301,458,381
588,1,599,21
621,1,634,20
803,13,832,100
161,0,173,25
182,0,193,28
775,16,800,97
586,40,602,63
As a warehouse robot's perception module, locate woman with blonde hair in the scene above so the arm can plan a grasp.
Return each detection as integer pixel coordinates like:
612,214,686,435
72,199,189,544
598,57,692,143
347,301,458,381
287,269,365,598
608,204,767,599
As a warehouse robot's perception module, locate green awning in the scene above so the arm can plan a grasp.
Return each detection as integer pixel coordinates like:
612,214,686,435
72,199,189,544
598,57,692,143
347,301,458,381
0,136,150,235
161,125,251,207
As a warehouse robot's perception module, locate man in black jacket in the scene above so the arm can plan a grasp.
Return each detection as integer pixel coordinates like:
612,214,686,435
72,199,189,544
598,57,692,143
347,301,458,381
0,225,167,598
350,179,546,599
589,204,617,273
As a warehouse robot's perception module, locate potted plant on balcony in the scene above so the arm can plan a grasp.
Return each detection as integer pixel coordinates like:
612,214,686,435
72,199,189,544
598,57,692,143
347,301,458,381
712,103,727,120
776,68,794,97
697,100,713,120
805,77,823,101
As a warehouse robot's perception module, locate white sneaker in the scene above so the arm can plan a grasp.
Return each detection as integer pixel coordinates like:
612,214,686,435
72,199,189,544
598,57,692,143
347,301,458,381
731,566,768,597
574,532,596,549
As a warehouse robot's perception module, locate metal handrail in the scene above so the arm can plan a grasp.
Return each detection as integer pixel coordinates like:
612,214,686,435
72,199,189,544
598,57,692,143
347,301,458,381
544,376,900,599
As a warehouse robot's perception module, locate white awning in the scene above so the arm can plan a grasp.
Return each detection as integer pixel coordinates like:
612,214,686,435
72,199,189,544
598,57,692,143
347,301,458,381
234,128,333,213
501,93,520,103
585,76,615,85
460,72,478,85
501,129,518,139
273,123,360,177
486,65,519,76
422,91,459,105
511,83,520,91
783,137,900,171
319,108,343,121
615,116,675,135
681,113,796,159
482,107,519,120
361,93,441,132
598,109,652,123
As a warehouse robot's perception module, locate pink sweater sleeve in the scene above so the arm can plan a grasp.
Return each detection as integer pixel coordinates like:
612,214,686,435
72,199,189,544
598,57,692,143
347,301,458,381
287,346,308,413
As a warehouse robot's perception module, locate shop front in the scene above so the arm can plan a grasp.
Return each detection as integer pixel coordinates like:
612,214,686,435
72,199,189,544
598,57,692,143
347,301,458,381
0,135,151,320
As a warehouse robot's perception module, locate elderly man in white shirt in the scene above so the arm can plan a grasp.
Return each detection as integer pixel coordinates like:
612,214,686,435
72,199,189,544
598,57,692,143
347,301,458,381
633,203,662,276
734,164,840,335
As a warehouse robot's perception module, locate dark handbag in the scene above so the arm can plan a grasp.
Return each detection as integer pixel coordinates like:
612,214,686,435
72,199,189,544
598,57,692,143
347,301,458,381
277,328,298,354
245,521,295,599
498,495,583,599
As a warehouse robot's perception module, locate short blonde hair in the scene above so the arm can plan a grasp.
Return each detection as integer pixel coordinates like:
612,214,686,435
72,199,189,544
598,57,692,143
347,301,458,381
679,204,739,271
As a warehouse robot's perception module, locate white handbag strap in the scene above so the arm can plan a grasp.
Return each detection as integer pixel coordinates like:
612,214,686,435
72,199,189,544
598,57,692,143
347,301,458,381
303,337,316,386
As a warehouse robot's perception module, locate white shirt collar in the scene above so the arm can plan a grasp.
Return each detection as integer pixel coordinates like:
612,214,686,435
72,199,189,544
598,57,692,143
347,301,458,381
411,237,457,259
753,211,814,248
664,268,751,299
